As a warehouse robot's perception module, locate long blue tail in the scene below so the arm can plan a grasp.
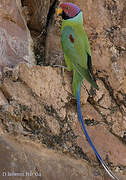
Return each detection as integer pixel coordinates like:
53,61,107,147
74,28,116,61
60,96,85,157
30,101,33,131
76,87,119,180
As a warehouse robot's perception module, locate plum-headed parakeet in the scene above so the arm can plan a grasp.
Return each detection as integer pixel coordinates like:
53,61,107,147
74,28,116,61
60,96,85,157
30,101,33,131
57,2,119,180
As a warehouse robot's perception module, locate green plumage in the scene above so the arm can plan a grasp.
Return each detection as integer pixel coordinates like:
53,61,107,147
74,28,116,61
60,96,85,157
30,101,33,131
61,12,98,97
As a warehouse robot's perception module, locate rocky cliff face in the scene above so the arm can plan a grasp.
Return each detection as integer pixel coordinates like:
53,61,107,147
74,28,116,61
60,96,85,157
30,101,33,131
0,0,126,180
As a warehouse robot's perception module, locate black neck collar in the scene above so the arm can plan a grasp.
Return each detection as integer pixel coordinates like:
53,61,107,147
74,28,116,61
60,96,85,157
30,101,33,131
62,10,81,20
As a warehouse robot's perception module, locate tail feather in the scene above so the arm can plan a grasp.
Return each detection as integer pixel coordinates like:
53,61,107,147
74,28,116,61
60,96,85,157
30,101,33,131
71,61,99,90
76,87,119,180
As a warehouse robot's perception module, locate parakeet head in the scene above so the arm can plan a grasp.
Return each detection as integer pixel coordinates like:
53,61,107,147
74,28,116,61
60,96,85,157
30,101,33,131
57,3,81,20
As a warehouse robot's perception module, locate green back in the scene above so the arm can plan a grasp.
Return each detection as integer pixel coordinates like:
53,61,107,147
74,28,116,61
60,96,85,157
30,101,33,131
61,12,98,97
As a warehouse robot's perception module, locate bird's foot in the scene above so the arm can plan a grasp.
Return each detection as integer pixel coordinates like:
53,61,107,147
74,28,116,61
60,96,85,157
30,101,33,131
52,65,67,69
52,65,67,77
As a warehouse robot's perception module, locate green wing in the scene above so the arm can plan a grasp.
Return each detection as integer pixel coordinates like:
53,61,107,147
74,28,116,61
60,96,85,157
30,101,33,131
61,25,98,97
61,25,88,68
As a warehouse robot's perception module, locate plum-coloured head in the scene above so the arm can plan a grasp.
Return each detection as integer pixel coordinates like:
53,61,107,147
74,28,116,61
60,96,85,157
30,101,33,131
57,3,81,20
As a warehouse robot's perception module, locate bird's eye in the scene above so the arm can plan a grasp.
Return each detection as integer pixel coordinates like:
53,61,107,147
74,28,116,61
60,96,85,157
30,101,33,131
66,6,70,10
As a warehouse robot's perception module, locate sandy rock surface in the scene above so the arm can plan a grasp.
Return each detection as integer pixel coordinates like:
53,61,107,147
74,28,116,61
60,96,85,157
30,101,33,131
0,0,126,180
